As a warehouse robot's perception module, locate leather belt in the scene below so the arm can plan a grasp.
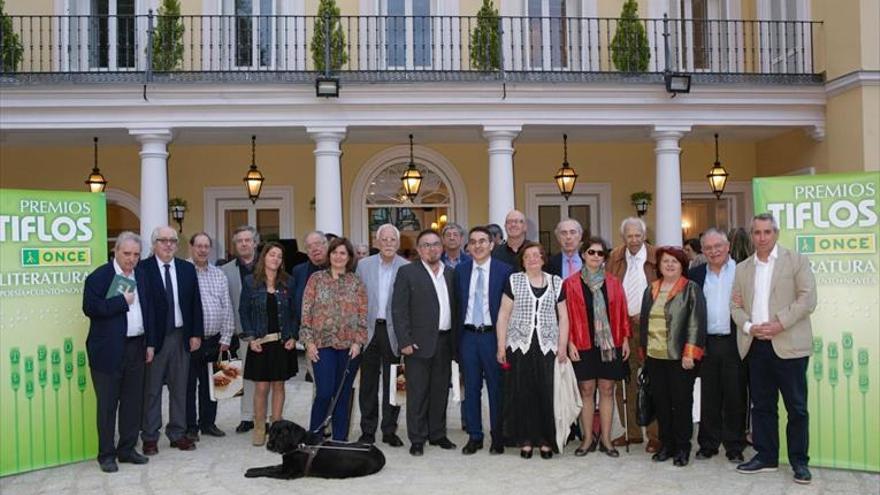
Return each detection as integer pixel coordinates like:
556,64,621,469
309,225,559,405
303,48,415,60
376,319,387,325
253,332,282,345
464,324,494,333
708,333,733,338
126,334,145,341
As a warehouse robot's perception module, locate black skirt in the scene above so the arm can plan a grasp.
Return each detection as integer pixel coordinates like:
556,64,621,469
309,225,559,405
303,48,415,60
243,340,298,382
503,333,557,451
572,346,627,381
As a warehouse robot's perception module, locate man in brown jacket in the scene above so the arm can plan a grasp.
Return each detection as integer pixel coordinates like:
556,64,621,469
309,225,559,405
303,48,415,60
605,217,661,453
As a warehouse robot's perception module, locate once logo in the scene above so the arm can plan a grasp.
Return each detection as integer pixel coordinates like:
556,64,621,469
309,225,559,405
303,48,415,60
21,247,92,267
796,234,876,255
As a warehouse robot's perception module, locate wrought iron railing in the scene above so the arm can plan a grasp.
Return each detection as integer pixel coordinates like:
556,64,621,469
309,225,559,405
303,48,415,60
0,14,821,80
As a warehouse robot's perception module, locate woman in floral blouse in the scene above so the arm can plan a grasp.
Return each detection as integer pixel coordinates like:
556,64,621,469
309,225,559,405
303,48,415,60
300,237,368,441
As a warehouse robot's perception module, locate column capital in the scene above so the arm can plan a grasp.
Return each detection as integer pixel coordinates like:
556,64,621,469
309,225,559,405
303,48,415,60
482,125,522,141
650,125,691,140
805,124,825,142
307,126,347,142
128,128,173,144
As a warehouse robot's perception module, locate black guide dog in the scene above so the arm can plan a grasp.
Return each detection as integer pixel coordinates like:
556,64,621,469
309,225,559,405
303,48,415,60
245,420,386,480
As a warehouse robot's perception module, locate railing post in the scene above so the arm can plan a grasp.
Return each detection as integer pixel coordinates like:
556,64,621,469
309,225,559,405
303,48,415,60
662,13,670,74
145,9,154,82
323,11,331,77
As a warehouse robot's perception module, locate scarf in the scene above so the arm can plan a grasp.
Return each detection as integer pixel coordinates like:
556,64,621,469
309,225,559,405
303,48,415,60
582,266,615,362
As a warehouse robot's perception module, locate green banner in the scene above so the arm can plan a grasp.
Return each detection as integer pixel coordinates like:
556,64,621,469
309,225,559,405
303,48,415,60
753,173,880,472
0,189,106,476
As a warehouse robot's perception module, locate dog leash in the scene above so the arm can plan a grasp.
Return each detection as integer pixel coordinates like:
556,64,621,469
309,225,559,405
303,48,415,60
312,353,354,436
298,441,372,477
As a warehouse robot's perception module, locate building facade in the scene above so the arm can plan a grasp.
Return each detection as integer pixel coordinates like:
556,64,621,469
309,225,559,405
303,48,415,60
1,0,878,259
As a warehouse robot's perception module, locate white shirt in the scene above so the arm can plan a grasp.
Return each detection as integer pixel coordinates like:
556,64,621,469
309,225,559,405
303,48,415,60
422,261,452,331
744,244,778,335
466,258,492,326
376,258,395,320
623,244,648,316
704,258,736,335
156,257,184,328
113,259,144,337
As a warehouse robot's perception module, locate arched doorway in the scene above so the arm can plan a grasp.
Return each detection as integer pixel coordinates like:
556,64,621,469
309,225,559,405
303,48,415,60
105,189,141,260
350,145,468,255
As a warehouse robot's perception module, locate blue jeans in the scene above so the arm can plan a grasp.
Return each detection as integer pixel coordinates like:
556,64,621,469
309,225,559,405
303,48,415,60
309,348,362,441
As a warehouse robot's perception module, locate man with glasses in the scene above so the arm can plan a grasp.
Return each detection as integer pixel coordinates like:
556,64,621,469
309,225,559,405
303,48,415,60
220,225,264,434
688,228,747,463
455,227,513,455
392,229,457,456
139,226,204,456
440,223,471,269
547,219,584,278
492,210,529,269
356,224,409,447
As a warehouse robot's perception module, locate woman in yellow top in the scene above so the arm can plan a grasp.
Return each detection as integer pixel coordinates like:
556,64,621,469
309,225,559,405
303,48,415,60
639,246,706,467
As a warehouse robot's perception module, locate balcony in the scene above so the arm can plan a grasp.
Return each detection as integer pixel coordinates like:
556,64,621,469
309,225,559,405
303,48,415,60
0,14,823,86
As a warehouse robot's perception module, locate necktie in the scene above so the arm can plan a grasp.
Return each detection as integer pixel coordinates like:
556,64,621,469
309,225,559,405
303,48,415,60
473,266,485,326
163,263,175,330
567,256,576,277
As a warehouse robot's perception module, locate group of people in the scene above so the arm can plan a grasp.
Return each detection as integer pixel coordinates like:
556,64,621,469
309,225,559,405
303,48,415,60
83,209,817,485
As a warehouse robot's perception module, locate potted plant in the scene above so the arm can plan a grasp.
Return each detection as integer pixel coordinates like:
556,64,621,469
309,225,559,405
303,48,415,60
311,0,348,72
469,0,501,71
630,191,652,217
610,0,650,72
0,0,24,72
151,0,185,71
168,197,188,231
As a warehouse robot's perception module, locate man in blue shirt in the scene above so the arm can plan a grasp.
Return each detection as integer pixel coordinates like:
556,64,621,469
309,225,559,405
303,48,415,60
688,228,747,463
546,219,583,278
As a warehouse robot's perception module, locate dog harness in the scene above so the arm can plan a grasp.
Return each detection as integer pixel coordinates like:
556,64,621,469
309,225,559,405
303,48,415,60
297,442,373,477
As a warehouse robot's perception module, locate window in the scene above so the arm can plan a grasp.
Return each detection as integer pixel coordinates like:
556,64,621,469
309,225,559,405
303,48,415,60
227,0,276,68
204,186,294,262
527,0,570,70
64,0,138,71
385,0,432,69
525,183,613,251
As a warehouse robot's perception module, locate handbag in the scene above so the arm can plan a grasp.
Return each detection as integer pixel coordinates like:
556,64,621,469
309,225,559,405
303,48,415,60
208,350,244,402
636,367,655,427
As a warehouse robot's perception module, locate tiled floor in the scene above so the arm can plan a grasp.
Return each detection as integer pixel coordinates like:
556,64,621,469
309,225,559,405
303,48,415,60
2,360,878,495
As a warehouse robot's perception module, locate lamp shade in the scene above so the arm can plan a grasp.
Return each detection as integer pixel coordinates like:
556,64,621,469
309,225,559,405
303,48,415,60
243,135,265,203
400,134,423,201
554,134,578,199
707,133,729,199
84,137,108,193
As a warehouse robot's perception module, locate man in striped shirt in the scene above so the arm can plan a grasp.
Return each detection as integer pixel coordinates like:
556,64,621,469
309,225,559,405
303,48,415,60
186,232,235,440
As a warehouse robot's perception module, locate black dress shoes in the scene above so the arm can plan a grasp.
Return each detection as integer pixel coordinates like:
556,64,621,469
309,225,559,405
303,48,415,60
651,448,673,462
726,450,745,463
429,437,457,450
201,425,226,437
520,448,533,459
117,451,149,465
382,433,404,447
736,456,779,474
236,420,254,433
410,443,424,456
185,429,200,442
539,449,553,460
462,439,483,455
673,451,690,467
489,442,504,455
793,465,812,484
99,459,118,473
598,442,620,458
358,433,376,444
695,448,718,460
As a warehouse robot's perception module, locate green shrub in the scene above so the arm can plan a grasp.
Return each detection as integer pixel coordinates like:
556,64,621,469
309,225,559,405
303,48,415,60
470,0,501,71
610,0,650,72
151,0,185,71
311,0,348,72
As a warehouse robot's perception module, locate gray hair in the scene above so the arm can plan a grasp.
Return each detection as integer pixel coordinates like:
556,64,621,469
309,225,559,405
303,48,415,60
374,223,401,241
700,227,729,246
150,225,177,244
554,218,583,236
232,225,260,244
115,231,142,251
619,217,647,237
304,230,328,246
441,222,465,237
751,213,780,233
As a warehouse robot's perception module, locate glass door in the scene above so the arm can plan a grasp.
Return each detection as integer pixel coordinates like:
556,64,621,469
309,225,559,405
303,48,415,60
536,200,592,257
218,199,282,261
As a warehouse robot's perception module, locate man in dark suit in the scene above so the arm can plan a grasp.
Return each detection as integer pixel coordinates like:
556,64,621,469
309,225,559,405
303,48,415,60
392,229,457,456
731,214,817,484
455,226,512,455
139,226,204,455
83,232,161,472
291,231,328,335
687,228,747,463
546,219,583,278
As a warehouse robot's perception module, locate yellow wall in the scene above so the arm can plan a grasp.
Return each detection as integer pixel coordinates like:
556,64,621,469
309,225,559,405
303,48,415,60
755,130,827,176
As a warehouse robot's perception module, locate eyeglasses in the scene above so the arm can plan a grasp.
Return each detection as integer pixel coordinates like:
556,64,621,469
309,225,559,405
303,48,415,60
418,241,442,249
586,249,605,257
156,238,178,245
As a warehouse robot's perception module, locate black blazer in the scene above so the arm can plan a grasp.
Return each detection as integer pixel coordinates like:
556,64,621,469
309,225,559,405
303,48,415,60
545,253,564,277
82,261,162,373
138,256,204,350
687,263,738,334
392,262,457,360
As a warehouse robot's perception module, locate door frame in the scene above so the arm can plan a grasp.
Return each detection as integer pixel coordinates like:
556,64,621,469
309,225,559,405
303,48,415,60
203,185,294,261
524,182,612,243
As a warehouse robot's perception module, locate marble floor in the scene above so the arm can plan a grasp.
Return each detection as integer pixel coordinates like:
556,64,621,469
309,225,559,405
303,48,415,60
2,360,878,495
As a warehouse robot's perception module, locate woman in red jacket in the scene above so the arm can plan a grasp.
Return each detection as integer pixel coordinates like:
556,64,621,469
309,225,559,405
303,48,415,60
564,236,631,457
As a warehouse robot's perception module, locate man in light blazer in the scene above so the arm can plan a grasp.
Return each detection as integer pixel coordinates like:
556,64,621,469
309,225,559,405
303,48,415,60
730,213,817,485
392,229,458,456
454,226,513,455
356,223,409,447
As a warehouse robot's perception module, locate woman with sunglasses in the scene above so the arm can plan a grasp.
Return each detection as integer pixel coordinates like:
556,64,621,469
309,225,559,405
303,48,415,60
563,236,631,458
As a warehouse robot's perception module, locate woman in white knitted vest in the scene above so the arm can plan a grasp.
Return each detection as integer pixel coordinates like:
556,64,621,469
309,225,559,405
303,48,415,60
496,241,569,460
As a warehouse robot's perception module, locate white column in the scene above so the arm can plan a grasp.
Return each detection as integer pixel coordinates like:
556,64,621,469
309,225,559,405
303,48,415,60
130,128,172,256
652,125,691,247
483,125,521,228
308,127,347,236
